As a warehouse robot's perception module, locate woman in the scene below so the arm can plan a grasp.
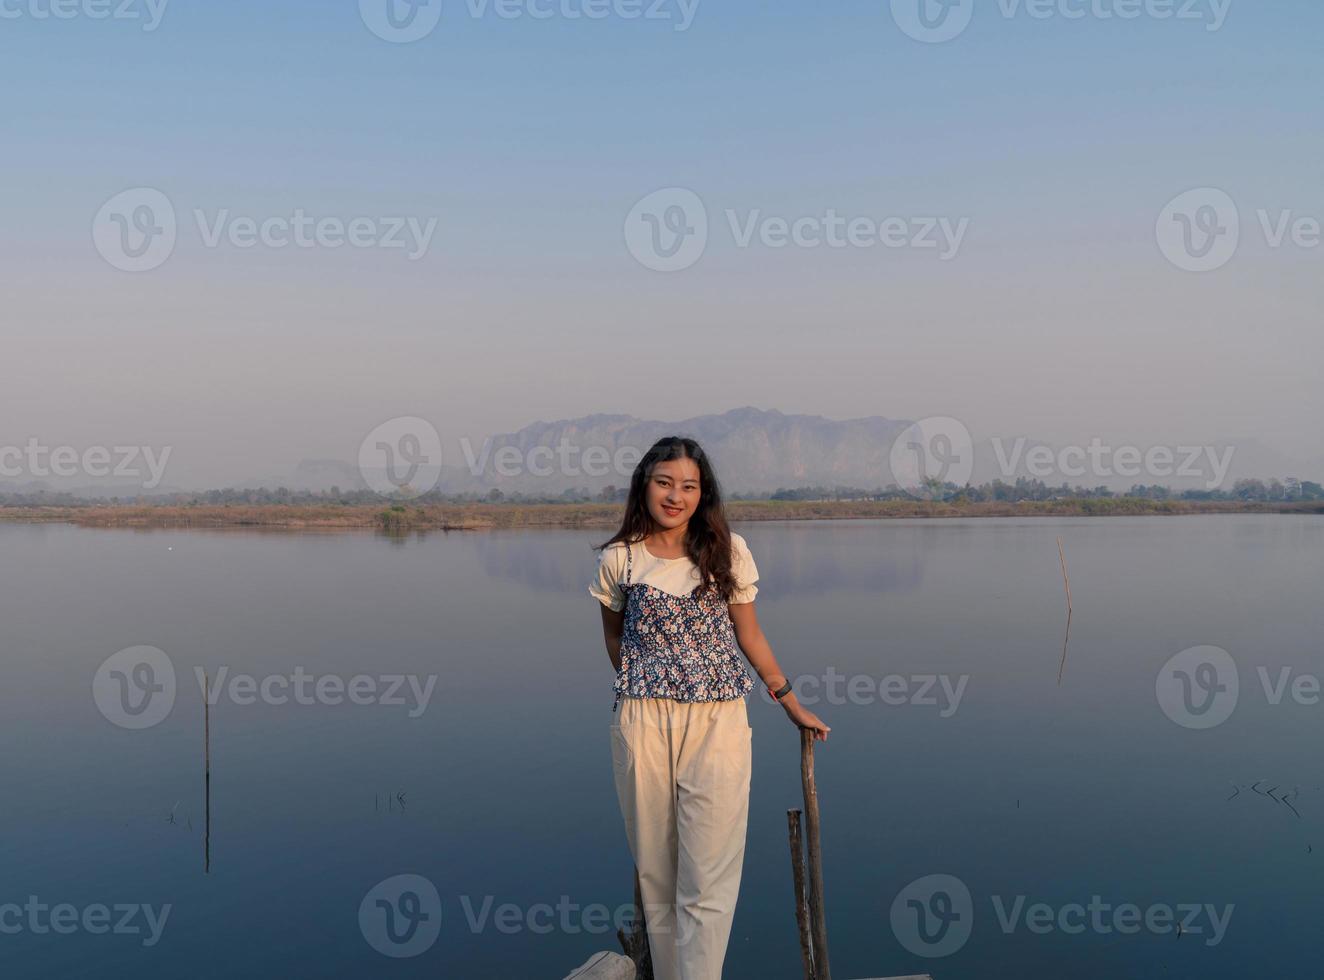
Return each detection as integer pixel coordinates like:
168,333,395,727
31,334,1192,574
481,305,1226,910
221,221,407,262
589,436,829,980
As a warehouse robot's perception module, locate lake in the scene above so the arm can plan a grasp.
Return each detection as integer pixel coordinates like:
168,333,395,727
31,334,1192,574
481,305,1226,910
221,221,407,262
0,515,1319,978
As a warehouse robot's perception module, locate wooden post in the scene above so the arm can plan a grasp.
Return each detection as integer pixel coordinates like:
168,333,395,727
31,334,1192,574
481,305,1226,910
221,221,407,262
800,730,831,980
203,669,211,875
787,808,815,979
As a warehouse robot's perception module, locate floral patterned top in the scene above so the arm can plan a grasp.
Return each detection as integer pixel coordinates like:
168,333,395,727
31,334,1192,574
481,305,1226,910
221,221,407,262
589,534,760,712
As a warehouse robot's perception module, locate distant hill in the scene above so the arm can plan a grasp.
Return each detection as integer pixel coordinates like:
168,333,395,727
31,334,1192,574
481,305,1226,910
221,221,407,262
435,410,1316,495
426,407,916,496
343,408,1323,496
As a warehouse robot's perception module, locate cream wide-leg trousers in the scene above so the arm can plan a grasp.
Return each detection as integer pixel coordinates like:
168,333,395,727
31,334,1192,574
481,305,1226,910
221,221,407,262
610,696,752,980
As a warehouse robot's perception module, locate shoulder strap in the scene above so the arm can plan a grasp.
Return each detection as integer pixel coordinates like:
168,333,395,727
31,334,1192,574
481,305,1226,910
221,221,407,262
624,542,633,585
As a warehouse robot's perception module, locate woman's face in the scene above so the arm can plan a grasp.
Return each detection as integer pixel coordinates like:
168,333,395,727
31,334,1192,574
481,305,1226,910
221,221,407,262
645,457,702,530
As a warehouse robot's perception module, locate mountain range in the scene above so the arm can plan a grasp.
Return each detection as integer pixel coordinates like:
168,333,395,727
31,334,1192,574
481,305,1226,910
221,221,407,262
308,408,1322,496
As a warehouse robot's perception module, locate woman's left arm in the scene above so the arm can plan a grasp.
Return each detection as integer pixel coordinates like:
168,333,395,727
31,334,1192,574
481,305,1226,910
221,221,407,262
729,603,830,741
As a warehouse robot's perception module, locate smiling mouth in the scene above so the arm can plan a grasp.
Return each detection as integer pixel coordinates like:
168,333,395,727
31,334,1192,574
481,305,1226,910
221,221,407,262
662,505,683,516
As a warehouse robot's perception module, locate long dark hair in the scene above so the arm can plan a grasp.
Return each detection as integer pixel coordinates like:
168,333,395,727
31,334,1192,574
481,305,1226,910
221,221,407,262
595,436,737,601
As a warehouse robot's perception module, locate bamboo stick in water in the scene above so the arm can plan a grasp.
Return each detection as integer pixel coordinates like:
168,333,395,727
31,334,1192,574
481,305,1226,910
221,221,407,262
800,729,831,980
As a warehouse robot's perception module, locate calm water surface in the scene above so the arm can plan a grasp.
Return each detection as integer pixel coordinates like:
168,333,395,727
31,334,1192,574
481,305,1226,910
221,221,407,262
0,516,1320,978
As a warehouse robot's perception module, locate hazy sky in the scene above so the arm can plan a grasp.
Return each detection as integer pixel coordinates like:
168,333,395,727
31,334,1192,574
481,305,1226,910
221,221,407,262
3,0,1321,487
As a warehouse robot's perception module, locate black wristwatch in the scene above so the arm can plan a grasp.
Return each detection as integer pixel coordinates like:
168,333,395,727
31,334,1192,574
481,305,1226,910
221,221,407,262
768,679,792,703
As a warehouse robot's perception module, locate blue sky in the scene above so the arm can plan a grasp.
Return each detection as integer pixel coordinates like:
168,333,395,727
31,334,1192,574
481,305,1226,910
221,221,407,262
3,0,1321,485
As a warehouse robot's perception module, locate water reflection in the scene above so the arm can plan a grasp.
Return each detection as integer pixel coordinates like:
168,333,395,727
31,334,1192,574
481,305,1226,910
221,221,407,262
2,516,1321,979
439,522,932,598
1057,609,1073,686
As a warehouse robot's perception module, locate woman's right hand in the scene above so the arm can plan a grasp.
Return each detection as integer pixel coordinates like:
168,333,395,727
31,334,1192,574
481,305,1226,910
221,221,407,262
783,699,830,742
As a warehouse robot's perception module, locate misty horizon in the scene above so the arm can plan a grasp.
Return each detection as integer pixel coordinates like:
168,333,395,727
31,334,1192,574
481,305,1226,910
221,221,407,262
2,406,1319,496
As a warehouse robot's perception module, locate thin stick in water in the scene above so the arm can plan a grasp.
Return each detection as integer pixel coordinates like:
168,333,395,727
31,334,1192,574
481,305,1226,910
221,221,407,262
1056,536,1073,612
